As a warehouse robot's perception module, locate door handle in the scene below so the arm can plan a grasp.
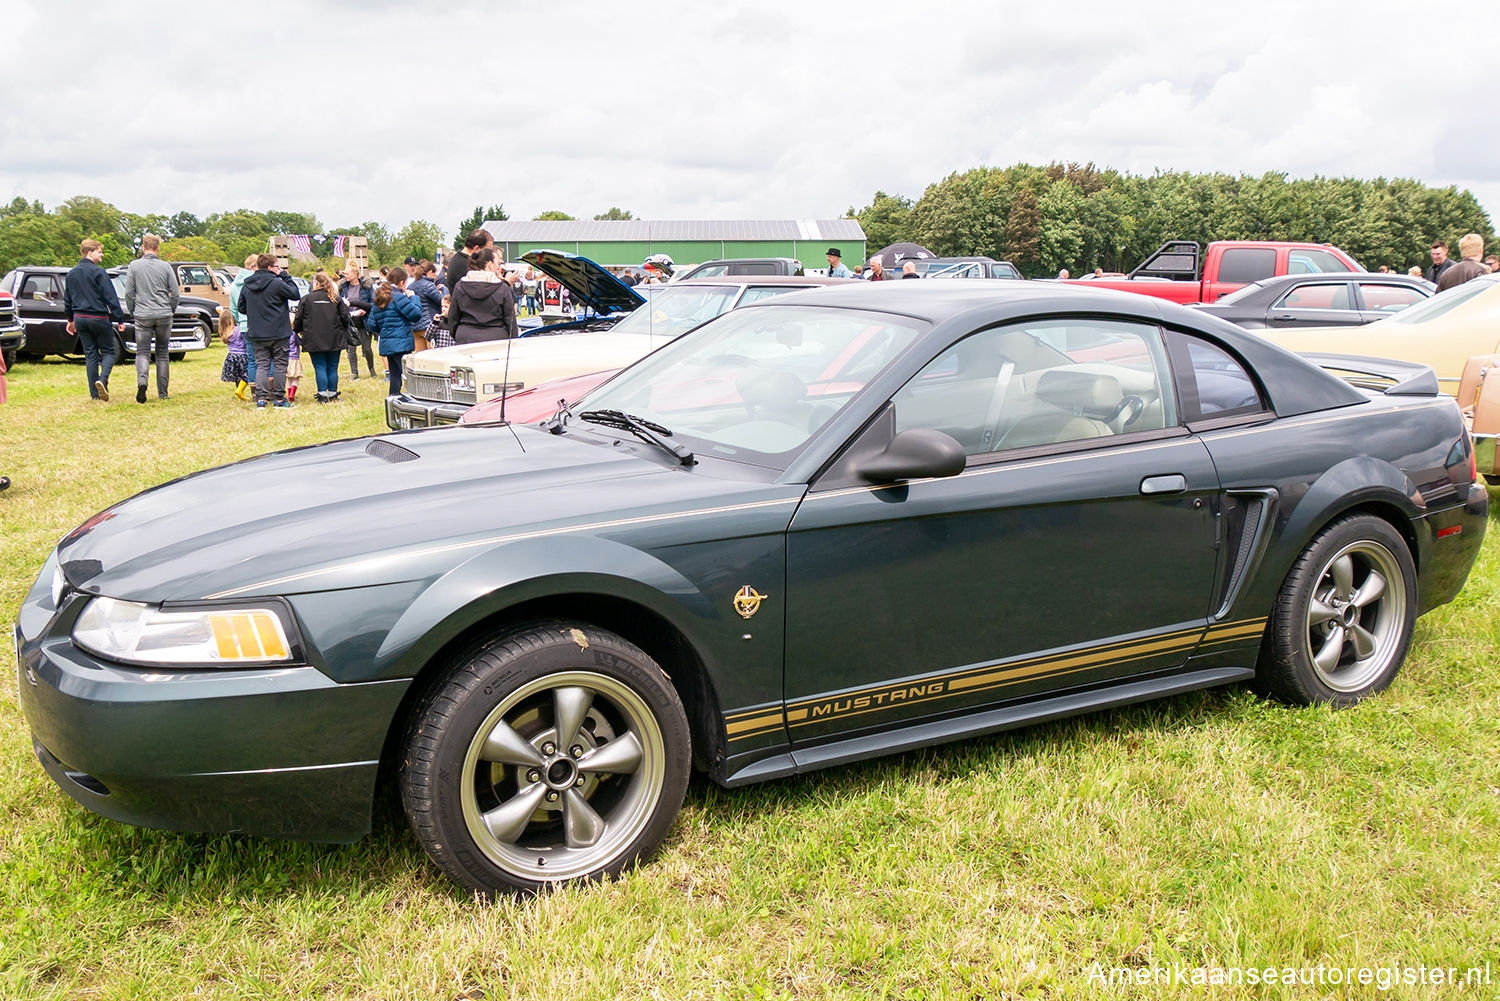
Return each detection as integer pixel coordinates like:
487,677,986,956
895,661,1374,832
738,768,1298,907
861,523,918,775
1271,313,1296,321
1140,474,1187,495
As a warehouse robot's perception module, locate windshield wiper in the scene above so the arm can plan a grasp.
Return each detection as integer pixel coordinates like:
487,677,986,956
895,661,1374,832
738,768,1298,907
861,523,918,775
578,409,696,466
542,398,576,435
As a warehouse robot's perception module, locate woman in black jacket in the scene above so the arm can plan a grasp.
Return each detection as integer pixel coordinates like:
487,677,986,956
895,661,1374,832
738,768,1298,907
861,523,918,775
293,271,353,401
446,248,519,344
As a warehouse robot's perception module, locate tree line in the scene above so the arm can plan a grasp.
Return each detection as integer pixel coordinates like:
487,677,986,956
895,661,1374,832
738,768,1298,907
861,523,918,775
849,163,1496,278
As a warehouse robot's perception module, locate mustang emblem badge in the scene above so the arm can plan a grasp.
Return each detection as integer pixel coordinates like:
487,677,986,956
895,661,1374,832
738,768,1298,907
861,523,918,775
733,586,767,619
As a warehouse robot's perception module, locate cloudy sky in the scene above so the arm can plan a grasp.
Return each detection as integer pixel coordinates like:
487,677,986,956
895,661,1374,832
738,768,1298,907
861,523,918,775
5,1,1497,237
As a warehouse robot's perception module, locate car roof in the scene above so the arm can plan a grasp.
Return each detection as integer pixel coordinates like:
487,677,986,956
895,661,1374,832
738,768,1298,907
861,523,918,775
670,275,851,288
754,278,1368,418
1250,272,1430,288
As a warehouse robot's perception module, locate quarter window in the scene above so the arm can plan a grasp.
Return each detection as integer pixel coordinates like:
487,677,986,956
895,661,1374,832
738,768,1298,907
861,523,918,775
1357,282,1427,312
892,319,1176,456
1168,333,1267,423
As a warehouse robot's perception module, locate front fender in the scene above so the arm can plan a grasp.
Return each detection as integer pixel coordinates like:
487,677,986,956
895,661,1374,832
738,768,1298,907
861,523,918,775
368,534,718,682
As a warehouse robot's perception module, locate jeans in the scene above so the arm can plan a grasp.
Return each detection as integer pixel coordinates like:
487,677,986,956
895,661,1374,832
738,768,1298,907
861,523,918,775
386,352,406,395
310,351,341,395
251,338,290,403
134,315,171,395
75,316,116,397
346,325,374,376
245,335,257,383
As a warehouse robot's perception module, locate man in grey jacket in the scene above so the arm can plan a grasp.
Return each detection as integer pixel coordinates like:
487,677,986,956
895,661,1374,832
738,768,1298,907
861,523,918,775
123,233,180,403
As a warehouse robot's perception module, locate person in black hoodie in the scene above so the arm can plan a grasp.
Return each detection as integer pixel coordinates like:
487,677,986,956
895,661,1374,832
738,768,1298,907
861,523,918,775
294,270,353,401
63,238,128,401
236,254,302,407
446,248,518,344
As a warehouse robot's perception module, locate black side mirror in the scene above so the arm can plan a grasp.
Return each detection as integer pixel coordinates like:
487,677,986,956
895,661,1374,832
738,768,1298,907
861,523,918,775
858,428,966,482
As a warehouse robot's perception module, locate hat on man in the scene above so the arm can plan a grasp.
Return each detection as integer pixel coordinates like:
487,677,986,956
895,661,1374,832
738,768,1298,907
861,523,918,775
826,248,843,258
404,256,418,266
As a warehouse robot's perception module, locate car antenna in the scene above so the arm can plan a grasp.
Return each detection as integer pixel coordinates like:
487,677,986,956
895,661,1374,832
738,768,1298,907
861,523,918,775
499,323,514,423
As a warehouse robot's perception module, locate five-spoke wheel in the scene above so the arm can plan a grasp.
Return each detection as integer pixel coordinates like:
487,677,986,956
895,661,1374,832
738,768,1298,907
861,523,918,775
401,624,690,893
1259,515,1416,706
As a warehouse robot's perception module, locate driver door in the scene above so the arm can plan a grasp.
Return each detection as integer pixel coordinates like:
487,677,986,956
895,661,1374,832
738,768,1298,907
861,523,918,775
782,318,1221,748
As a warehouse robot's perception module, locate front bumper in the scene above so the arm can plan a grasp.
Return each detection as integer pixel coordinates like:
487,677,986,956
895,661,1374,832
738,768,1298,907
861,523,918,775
15,573,408,843
121,321,210,355
0,321,24,350
385,392,473,430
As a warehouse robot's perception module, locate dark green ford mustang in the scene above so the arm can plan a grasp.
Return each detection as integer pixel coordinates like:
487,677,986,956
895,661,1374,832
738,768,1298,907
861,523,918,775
17,281,1488,893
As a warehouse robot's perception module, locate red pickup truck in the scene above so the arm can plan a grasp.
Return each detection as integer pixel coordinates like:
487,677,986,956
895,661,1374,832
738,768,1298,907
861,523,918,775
1062,240,1364,304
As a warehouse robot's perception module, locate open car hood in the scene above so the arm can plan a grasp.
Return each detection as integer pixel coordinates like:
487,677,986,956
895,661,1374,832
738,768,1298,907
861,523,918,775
522,249,646,315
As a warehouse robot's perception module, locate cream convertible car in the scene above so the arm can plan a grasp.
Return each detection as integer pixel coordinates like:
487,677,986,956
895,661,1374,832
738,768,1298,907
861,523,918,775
1257,275,1500,480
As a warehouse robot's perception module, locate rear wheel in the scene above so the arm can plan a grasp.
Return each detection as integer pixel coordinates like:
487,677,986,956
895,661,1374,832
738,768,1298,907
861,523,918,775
1257,514,1415,706
2,346,15,368
401,623,690,894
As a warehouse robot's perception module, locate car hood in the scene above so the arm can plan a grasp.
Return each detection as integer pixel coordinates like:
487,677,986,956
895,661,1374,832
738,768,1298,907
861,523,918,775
54,424,780,602
523,249,645,315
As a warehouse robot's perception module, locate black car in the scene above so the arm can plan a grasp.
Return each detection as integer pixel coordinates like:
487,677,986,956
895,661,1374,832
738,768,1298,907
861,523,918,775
17,280,1486,895
1190,273,1434,329
1,265,219,362
675,257,805,280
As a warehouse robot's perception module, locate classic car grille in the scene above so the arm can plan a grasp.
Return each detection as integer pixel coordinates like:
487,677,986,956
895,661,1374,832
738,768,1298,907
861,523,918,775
0,301,17,328
451,387,476,405
405,372,451,403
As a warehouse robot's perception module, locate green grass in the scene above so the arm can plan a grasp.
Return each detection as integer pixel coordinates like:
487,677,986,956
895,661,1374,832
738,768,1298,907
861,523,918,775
3,350,1498,999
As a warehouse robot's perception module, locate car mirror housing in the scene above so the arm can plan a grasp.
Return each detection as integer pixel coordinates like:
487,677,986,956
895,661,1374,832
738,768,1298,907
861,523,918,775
858,428,966,482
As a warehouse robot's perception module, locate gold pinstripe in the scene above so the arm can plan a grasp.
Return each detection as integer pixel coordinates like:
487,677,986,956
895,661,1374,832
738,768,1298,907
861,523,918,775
724,617,1267,743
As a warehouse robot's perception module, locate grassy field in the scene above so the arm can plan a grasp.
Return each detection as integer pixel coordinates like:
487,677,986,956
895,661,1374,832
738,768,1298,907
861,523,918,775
2,348,1498,1000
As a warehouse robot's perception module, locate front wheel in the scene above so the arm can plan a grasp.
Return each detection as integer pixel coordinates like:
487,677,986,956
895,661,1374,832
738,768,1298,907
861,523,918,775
401,623,690,894
1257,514,1416,706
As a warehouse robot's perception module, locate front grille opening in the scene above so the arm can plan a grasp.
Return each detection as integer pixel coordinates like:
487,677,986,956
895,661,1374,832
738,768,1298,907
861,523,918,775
64,770,111,796
34,739,112,796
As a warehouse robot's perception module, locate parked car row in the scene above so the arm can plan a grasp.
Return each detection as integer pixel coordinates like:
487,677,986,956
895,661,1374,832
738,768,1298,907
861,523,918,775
0,266,220,363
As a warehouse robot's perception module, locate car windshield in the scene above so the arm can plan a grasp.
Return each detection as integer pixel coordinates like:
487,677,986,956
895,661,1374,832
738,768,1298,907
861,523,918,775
579,304,924,468
608,285,740,338
1386,276,1497,325
1212,280,1270,305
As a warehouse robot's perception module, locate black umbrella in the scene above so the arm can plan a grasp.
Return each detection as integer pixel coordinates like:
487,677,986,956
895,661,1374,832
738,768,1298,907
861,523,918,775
868,242,936,269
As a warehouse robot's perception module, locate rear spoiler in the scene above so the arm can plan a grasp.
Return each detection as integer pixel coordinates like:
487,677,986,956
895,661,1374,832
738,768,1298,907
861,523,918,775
1298,353,1439,396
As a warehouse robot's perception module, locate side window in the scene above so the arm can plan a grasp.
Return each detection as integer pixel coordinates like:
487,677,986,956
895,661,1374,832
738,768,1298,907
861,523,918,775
1288,249,1351,274
738,286,798,305
22,274,60,300
1168,332,1267,423
1275,282,1350,310
1217,249,1277,284
690,265,727,278
180,266,212,286
892,319,1176,457
1357,282,1427,312
730,262,780,275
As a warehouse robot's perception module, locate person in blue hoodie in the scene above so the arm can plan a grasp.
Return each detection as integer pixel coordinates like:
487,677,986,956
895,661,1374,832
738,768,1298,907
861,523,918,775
409,260,445,352
63,238,128,401
236,254,302,407
367,265,422,395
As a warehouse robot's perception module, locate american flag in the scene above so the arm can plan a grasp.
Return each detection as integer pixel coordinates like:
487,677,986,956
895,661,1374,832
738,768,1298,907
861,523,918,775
333,236,347,258
288,234,312,256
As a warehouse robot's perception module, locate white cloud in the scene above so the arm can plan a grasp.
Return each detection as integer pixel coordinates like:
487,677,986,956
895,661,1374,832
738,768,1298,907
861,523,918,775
2,0,1495,239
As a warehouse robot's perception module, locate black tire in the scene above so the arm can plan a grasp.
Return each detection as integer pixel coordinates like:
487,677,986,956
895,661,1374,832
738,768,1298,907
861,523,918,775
2,346,15,369
1483,474,1500,488
400,622,690,894
1256,514,1416,706
169,352,185,362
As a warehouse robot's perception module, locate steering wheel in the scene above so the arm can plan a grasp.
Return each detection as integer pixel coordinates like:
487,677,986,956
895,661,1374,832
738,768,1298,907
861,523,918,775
1108,395,1146,431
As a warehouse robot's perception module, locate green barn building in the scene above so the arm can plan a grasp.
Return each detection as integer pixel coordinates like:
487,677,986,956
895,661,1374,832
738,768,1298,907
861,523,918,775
483,219,867,273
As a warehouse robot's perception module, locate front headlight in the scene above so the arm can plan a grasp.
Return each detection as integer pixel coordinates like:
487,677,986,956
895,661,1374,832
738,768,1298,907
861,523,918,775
73,596,294,666
449,368,476,391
